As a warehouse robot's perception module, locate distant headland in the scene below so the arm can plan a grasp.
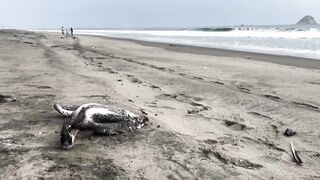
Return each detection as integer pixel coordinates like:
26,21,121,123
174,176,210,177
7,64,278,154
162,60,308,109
296,15,318,25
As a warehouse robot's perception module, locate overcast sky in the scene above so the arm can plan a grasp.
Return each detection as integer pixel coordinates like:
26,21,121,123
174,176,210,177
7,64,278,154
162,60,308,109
0,0,319,28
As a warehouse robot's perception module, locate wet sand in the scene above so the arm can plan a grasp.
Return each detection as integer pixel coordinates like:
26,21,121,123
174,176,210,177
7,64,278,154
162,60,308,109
0,29,320,179
108,36,320,70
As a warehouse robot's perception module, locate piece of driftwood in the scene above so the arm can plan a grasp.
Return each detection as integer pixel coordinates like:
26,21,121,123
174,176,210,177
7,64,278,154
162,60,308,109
290,142,303,164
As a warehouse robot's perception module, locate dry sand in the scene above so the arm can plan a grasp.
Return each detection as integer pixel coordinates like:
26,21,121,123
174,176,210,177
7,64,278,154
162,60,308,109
0,29,320,179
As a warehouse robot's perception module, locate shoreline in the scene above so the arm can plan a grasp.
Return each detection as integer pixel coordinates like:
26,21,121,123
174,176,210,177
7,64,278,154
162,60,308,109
79,34,320,70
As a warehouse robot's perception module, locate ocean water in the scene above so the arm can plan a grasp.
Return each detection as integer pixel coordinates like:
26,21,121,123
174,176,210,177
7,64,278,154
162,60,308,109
74,26,320,59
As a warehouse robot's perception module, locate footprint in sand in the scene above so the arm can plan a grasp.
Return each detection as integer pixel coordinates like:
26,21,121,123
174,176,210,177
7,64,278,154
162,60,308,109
37,85,52,89
223,120,252,131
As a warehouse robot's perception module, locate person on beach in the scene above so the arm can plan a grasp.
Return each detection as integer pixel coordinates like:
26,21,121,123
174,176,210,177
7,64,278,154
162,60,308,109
70,27,73,37
61,27,64,37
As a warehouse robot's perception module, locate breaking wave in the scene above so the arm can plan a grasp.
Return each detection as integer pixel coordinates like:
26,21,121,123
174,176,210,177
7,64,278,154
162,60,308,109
47,25,320,59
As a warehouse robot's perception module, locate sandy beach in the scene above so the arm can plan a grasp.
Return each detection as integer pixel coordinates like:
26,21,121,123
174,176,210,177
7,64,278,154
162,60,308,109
1,29,320,179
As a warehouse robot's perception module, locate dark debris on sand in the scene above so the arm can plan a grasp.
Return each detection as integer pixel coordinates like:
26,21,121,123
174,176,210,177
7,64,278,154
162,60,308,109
284,128,297,137
0,94,16,103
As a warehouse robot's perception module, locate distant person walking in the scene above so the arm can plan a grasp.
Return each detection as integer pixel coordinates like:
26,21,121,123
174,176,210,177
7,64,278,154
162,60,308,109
70,27,73,37
61,26,64,37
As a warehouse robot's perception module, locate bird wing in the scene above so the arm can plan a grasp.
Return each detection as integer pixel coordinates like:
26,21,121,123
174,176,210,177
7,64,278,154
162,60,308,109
53,103,78,117
91,113,131,123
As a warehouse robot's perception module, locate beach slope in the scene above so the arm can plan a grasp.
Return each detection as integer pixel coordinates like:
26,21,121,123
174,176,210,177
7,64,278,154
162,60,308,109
0,30,320,179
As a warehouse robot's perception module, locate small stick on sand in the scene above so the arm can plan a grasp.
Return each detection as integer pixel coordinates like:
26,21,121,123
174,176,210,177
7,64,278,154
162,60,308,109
290,142,303,164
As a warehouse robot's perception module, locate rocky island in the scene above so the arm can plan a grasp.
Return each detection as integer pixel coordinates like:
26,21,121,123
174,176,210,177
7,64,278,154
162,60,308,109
296,15,318,25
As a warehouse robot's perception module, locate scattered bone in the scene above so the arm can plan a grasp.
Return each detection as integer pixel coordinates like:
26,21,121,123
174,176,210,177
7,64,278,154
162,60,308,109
290,142,303,164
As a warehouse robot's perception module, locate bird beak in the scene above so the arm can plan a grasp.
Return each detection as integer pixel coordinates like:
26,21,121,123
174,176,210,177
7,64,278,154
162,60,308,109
70,129,79,136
